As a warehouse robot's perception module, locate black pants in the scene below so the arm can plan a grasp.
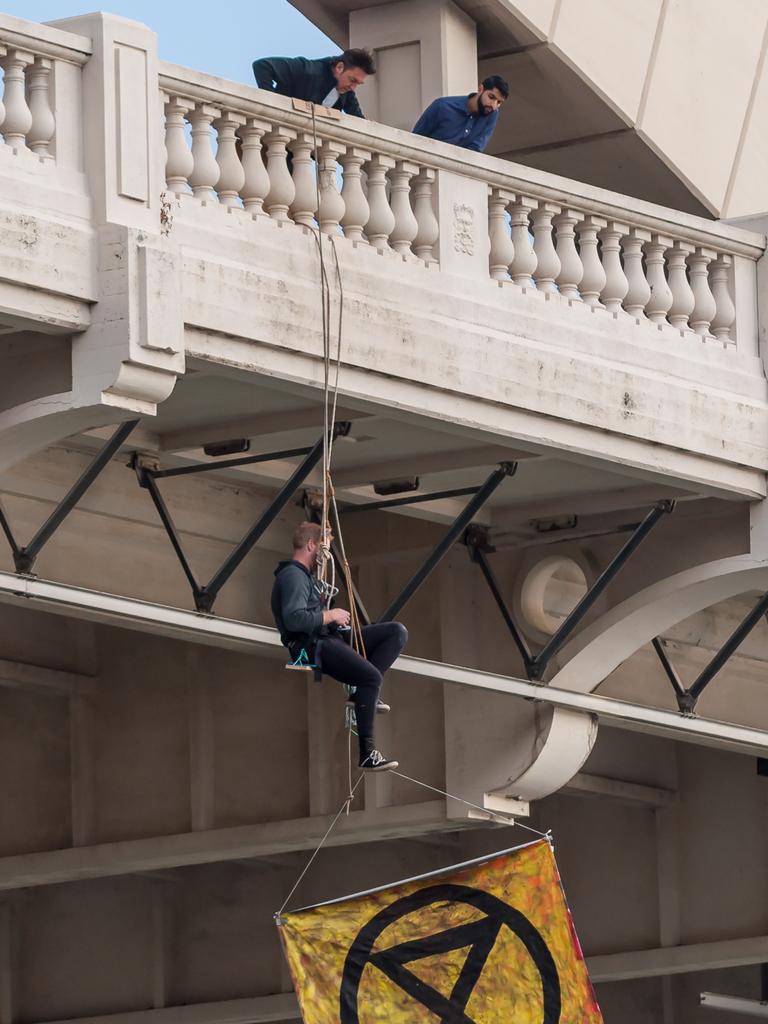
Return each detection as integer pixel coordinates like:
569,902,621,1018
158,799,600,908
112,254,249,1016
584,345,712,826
320,622,408,757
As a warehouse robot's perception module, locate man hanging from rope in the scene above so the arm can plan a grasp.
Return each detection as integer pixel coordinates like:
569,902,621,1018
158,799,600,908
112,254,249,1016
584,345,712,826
272,522,406,772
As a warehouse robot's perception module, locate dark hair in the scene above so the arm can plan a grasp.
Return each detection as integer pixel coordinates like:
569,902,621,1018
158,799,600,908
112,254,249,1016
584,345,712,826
335,48,376,75
482,74,509,99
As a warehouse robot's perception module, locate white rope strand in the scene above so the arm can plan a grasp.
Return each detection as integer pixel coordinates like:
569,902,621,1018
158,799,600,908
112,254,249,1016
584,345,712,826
390,770,552,840
277,773,365,918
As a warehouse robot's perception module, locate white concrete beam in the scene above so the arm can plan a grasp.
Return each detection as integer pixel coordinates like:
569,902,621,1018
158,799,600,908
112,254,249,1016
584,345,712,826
157,407,370,453
562,771,678,808
331,445,537,488
0,799,463,892
589,935,768,982
1,574,768,758
0,658,95,697
700,992,768,1016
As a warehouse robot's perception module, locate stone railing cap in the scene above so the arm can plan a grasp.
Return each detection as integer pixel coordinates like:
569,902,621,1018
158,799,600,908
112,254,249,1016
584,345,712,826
0,13,91,63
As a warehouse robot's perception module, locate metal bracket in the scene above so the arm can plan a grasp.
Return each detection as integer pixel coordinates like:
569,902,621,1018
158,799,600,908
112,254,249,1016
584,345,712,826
467,499,676,682
135,422,351,614
653,595,768,714
0,420,139,575
377,462,518,622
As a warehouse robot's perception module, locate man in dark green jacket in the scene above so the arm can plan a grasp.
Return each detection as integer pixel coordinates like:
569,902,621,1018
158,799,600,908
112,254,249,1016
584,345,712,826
271,521,406,772
253,49,376,118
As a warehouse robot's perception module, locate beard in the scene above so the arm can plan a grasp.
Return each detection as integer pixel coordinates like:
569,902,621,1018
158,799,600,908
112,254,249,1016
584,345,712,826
478,91,494,115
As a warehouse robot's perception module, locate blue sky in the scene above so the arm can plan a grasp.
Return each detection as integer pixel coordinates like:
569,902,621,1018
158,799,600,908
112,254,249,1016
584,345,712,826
5,1,335,83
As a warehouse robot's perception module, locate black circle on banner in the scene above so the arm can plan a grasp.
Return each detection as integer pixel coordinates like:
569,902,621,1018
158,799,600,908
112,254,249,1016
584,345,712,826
339,882,561,1023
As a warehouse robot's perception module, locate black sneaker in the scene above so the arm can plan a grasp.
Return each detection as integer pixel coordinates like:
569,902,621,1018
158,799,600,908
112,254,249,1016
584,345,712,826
359,749,399,772
345,697,391,714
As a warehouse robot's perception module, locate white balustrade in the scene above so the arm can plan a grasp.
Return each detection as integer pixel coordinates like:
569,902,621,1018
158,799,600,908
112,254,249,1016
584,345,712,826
214,112,245,207
412,168,439,264
622,228,651,319
188,103,221,201
554,209,582,300
509,197,538,286
599,221,629,314
317,140,345,235
289,131,317,227
532,202,561,293
151,70,754,357
239,118,271,215
666,241,695,330
364,154,396,251
340,147,370,242
689,247,717,337
27,57,55,158
488,188,514,281
164,96,193,194
644,234,674,325
263,126,296,221
389,160,419,257
1,49,33,148
710,255,736,343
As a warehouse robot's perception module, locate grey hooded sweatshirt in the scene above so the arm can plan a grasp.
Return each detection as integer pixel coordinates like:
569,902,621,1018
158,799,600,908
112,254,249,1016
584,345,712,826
271,559,327,652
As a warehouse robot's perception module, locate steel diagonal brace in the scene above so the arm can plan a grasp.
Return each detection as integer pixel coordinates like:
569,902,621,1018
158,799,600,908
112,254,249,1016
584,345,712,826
135,423,351,614
377,462,517,623
1,420,139,575
653,591,768,714
467,500,675,683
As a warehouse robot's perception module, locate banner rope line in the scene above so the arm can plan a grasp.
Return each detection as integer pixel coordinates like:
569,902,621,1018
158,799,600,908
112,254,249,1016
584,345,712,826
276,769,551,918
390,770,552,840
277,773,365,919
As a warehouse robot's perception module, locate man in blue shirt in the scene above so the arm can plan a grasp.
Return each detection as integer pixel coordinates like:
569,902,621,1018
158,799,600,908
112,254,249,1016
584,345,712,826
412,75,509,152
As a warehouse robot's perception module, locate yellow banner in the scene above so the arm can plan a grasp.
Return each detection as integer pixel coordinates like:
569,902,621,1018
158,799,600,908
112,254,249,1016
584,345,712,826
278,837,602,1023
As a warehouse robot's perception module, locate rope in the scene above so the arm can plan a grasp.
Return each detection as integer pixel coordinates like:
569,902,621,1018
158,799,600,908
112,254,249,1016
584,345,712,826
276,773,365,919
275,768,550,918
390,770,552,840
306,103,363,658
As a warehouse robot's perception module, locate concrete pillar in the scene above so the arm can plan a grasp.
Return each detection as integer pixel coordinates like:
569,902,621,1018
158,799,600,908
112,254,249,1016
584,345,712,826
48,12,163,231
350,0,478,132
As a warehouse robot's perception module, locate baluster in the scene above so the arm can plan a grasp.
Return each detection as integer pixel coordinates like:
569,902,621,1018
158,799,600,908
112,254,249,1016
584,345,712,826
214,111,245,207
188,103,220,201
599,221,629,314
554,208,582,300
710,254,736,343
389,160,419,256
576,215,606,307
665,240,694,330
644,234,673,325
622,227,651,319
239,118,271,215
317,140,345,235
689,246,717,337
412,168,439,264
364,154,395,251
164,96,193,193
1,49,33,149
488,187,514,280
289,131,317,227
263,126,296,222
509,196,538,286
340,146,370,242
27,57,54,159
532,202,561,292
